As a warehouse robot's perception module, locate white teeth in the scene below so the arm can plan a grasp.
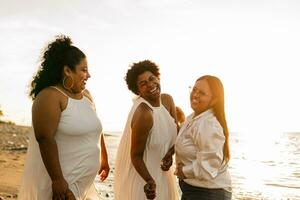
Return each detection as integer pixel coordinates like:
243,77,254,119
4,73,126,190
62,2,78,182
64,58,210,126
150,87,157,93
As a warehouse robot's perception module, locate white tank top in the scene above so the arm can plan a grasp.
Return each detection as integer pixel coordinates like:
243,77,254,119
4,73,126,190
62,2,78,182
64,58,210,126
18,86,103,200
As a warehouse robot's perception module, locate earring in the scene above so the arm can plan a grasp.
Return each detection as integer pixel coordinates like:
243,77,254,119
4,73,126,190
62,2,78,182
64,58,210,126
63,76,74,90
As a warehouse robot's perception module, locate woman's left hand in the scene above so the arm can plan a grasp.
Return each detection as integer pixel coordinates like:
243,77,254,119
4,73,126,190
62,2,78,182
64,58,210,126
161,146,174,171
161,154,173,171
98,161,110,182
175,162,187,180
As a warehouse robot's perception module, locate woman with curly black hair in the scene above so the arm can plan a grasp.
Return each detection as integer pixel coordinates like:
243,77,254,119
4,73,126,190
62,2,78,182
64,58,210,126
114,60,179,200
18,35,109,200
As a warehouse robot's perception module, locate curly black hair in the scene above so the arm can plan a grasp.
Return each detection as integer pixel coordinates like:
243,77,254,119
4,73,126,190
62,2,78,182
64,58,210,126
125,60,160,95
29,35,86,99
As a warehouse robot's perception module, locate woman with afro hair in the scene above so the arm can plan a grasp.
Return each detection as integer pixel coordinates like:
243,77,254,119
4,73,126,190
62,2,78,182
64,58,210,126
114,60,179,200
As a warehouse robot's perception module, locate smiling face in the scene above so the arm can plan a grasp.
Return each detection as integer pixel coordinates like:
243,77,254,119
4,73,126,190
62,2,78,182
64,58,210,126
190,79,216,116
137,71,161,105
66,57,90,93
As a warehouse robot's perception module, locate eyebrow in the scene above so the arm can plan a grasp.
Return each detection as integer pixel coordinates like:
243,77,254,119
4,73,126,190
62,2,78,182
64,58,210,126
139,75,157,85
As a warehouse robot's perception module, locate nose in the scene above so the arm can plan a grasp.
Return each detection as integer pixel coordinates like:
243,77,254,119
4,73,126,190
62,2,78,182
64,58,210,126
147,82,157,90
87,71,91,79
191,91,200,98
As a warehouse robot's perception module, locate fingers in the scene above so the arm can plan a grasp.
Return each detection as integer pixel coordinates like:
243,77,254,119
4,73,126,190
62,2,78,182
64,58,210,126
52,194,66,200
161,157,173,171
53,190,75,200
52,188,71,200
99,168,110,182
66,190,76,200
145,189,156,199
144,180,156,200
60,194,66,200
146,191,156,199
161,163,171,171
174,162,187,179
144,185,156,199
52,179,69,200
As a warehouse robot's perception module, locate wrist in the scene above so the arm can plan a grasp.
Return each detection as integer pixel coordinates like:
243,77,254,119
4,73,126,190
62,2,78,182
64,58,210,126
145,178,155,184
51,175,65,182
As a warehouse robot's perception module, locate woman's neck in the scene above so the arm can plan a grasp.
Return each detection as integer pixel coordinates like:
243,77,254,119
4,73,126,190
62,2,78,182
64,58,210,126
142,96,160,107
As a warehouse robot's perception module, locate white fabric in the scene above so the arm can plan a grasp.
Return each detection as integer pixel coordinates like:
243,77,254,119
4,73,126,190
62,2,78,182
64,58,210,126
175,109,232,191
18,88,102,200
114,97,179,200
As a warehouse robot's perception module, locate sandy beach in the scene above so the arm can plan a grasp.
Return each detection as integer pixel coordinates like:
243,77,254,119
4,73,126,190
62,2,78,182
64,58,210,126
0,123,30,200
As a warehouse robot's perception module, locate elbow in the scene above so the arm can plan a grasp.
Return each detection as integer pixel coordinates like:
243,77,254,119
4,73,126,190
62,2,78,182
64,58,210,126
35,134,54,145
130,151,143,166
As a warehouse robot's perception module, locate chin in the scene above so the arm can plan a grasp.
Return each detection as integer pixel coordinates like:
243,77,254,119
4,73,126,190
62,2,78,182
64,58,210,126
190,105,196,112
155,92,161,98
190,102,196,109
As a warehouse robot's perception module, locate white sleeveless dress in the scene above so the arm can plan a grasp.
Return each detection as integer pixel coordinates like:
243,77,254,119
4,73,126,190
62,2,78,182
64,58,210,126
114,97,179,200
18,87,102,200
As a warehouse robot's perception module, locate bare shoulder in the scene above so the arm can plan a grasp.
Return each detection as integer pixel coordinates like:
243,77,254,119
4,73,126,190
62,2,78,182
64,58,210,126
132,103,153,122
32,87,70,113
161,93,177,122
161,93,173,103
161,93,175,109
131,102,153,134
83,89,94,103
33,87,61,106
32,87,65,138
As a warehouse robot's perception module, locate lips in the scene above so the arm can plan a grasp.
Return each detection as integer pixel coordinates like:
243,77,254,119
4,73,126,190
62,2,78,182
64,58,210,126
149,86,160,95
191,98,201,106
192,99,199,103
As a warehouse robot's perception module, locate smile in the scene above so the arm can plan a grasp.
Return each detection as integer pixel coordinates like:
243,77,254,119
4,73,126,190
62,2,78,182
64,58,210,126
150,87,159,94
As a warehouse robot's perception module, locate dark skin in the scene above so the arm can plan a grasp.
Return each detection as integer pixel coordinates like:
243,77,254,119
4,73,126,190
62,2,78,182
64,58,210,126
131,103,156,199
160,94,178,171
33,87,109,200
99,133,110,182
32,63,109,199
33,87,76,200
130,71,178,199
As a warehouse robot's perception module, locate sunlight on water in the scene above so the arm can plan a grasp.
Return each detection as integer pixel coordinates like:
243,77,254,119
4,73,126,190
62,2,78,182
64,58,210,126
230,132,300,199
95,132,300,200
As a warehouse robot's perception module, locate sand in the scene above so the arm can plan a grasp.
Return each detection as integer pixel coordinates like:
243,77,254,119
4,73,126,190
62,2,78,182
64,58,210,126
0,123,30,200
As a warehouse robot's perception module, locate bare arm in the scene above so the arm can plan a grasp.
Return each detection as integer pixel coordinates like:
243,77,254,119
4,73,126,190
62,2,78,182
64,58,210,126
161,93,178,127
32,88,73,199
98,133,110,181
100,134,108,166
160,94,177,171
131,103,156,199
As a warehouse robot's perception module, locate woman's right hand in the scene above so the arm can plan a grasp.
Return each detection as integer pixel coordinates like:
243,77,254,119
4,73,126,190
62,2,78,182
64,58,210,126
144,179,156,199
52,178,75,200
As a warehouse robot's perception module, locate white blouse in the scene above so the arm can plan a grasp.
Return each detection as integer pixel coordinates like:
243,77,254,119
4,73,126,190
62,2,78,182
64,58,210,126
175,109,232,191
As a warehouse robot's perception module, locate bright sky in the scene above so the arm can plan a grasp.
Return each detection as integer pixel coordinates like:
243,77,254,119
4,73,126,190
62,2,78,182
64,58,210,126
1,0,300,133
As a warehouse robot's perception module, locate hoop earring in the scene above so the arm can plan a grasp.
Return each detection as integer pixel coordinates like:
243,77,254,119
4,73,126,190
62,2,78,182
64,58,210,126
63,76,74,90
